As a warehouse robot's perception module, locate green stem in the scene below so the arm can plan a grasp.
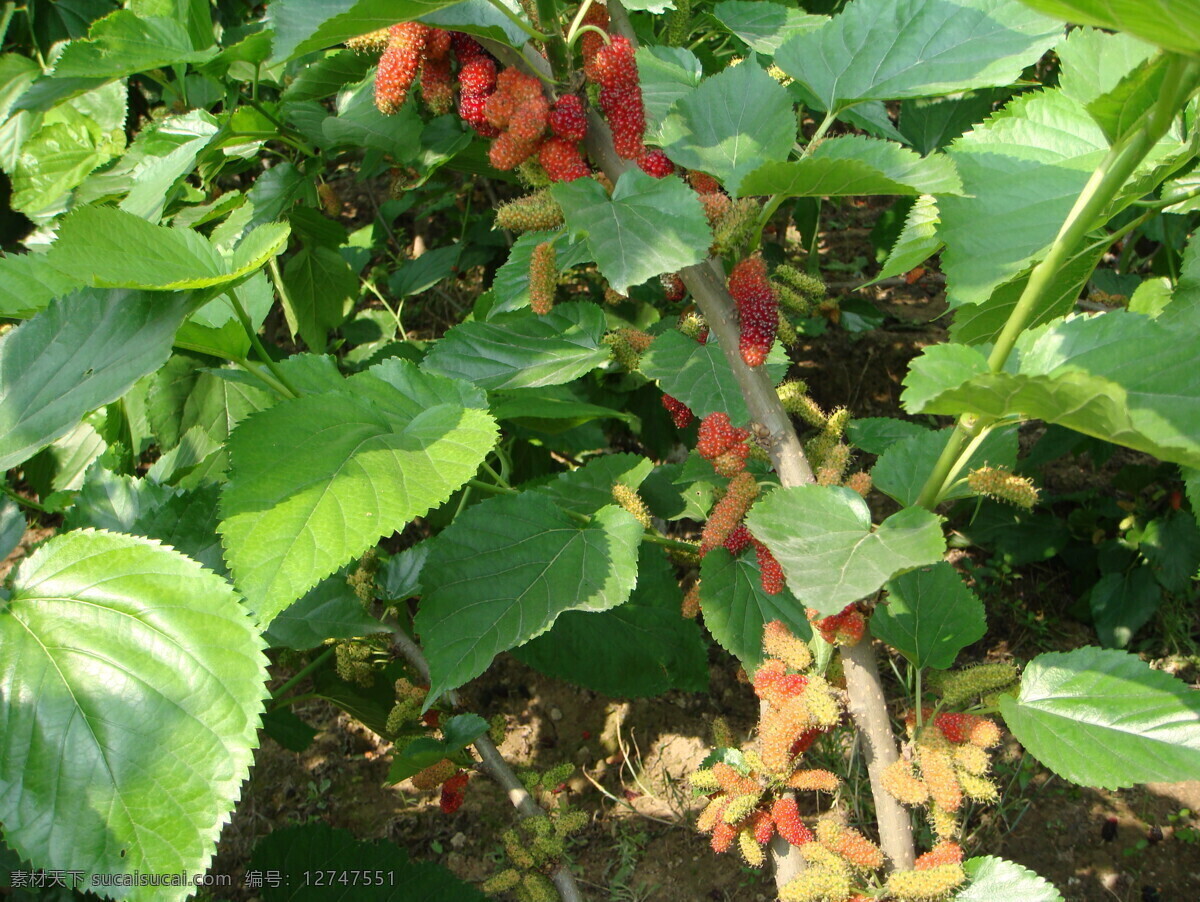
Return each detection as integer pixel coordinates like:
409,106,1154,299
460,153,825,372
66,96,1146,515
752,110,837,251
565,0,599,48
913,53,1200,512
2,483,47,513
987,55,1200,374
568,24,610,50
485,0,553,42
914,667,924,731
227,284,300,399
267,691,320,711
535,0,570,80
641,532,699,553
271,647,336,701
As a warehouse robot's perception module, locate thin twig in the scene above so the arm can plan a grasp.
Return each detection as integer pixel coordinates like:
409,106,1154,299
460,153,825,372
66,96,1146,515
389,626,586,902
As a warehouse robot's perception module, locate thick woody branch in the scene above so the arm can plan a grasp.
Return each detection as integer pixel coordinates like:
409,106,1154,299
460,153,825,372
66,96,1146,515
390,626,586,902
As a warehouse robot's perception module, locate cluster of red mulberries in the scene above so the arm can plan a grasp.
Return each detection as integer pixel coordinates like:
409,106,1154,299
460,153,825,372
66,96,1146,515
485,68,550,170
374,23,430,114
453,32,500,136
586,35,646,160
727,256,778,367
808,603,866,646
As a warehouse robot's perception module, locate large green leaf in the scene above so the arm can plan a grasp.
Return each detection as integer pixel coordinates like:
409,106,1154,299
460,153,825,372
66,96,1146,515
514,548,708,697
75,109,218,221
0,288,190,472
532,452,653,516
774,0,1059,111
553,169,710,295
948,241,1107,344
1056,27,1159,143
636,46,703,140
1015,0,1200,55
658,61,796,196
999,647,1200,788
746,485,945,615
1087,566,1162,649
0,252,84,318
738,136,963,199
267,0,480,62
248,822,487,901
898,89,1004,155
958,856,1063,901
52,11,215,77
219,361,498,624
712,1,827,55
875,563,987,669
867,194,943,284
903,312,1200,468
423,302,611,390
280,244,358,352
0,529,267,901
699,547,812,670
414,494,643,701
10,80,127,218
640,329,788,427
47,205,290,291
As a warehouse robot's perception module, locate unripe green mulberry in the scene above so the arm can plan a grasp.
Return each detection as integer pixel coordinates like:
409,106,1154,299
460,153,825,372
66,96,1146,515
520,814,553,837
482,868,522,892
519,872,557,902
957,771,999,803
495,189,564,231
556,808,589,835
489,713,508,745
722,792,763,825
529,241,557,315
776,381,827,428
931,662,1020,707
712,197,762,255
690,767,721,794
503,828,535,869
967,466,1039,509
610,482,652,528
738,827,766,867
666,0,692,45
773,265,826,305
779,864,852,902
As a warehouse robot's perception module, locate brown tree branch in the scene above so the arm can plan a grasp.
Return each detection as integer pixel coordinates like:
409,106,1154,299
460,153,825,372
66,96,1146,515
390,626,586,902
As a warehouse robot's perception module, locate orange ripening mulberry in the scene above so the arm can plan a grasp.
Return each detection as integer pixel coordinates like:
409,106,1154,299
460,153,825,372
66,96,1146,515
697,411,749,461
538,136,591,182
426,28,452,59
751,810,776,845
688,171,722,194
375,23,430,115
712,444,750,478
695,797,726,834
772,797,814,847
881,758,929,806
751,658,788,701
420,55,454,115
529,241,557,315
661,393,693,429
710,821,738,854
579,2,610,81
915,841,963,870
811,604,866,646
549,93,588,141
815,819,884,870
700,471,759,556
761,715,801,773
785,769,840,793
918,747,962,813
727,256,777,367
